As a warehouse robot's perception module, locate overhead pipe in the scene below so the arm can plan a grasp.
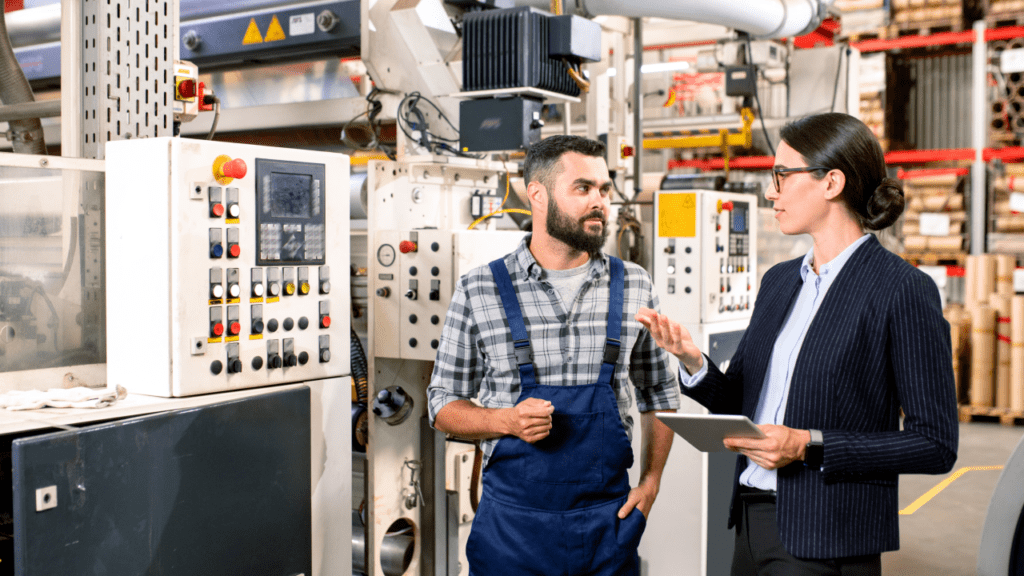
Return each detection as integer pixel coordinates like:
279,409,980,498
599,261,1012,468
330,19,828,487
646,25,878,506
0,7,46,155
515,0,829,39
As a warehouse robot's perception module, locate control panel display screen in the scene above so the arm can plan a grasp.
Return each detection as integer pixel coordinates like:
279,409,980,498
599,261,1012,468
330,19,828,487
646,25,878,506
255,159,327,266
269,173,313,219
731,205,748,234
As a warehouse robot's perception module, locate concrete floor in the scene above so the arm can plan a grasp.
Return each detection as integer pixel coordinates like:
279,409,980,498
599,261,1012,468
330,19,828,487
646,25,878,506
882,422,1024,576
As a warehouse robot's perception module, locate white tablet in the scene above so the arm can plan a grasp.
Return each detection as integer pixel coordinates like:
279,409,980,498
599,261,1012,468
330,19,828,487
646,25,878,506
656,413,766,452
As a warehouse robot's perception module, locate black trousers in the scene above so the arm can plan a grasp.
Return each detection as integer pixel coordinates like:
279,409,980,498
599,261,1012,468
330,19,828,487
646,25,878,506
732,487,882,576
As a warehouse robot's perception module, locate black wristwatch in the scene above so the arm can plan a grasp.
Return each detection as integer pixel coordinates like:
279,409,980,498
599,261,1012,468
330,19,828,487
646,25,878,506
804,429,823,469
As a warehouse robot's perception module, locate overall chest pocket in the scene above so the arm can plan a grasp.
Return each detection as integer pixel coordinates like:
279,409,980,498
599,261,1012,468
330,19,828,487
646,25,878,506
522,411,604,484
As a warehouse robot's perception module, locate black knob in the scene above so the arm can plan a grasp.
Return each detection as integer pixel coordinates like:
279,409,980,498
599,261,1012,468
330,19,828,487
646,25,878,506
320,349,331,363
299,351,309,365
229,359,243,374
431,242,439,251
268,318,279,332
685,267,691,274
409,314,418,324
210,360,223,375
252,320,265,333
684,287,692,294
685,247,692,253
283,317,294,331
409,338,417,348
431,266,440,276
409,266,418,276
405,289,417,300
377,389,392,404
431,315,440,325
269,354,282,369
252,356,264,370
431,339,439,349
298,317,309,330
429,290,440,301
285,354,298,367
376,287,390,298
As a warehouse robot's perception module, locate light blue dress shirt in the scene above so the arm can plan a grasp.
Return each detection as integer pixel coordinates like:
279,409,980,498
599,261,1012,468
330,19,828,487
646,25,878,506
680,234,872,490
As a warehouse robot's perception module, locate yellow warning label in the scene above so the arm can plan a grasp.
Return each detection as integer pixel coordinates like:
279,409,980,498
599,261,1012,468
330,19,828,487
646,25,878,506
228,298,240,304
249,334,264,341
226,335,239,342
659,193,697,238
267,297,280,303
208,337,223,344
250,297,264,304
265,15,286,42
209,299,223,306
226,218,240,224
243,18,264,44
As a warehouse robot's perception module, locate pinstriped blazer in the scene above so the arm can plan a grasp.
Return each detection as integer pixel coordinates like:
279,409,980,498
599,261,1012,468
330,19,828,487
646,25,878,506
683,235,959,559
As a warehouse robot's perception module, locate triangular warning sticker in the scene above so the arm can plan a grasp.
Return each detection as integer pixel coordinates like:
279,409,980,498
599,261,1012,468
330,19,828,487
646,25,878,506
265,15,286,42
243,18,263,45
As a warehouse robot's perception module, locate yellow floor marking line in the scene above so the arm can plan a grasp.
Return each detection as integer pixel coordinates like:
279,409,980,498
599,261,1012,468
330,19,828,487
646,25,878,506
899,465,1004,515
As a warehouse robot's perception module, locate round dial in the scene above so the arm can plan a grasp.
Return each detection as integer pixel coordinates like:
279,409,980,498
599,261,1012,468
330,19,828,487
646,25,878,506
377,244,396,267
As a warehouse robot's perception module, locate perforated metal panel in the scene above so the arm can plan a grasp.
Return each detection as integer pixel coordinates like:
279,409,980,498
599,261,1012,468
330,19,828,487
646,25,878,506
82,0,178,159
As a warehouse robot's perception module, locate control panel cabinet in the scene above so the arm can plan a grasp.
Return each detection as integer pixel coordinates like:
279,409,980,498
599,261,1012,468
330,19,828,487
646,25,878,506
105,138,350,397
653,190,757,326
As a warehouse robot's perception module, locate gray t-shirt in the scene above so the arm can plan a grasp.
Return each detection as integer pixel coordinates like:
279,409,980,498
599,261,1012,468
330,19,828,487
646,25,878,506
543,261,591,311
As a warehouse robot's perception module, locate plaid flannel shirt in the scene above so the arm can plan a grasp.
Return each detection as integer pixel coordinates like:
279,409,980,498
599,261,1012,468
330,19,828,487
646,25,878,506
428,236,679,465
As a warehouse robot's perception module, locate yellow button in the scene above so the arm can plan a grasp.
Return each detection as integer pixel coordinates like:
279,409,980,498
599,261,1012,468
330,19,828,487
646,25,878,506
300,282,310,295
285,282,296,295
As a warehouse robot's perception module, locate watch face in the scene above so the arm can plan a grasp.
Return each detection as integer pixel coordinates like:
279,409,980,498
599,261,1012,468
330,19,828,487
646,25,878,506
377,244,396,267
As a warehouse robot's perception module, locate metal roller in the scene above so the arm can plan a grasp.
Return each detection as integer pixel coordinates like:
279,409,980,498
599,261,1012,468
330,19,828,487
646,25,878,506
351,172,368,220
380,529,415,576
352,509,367,574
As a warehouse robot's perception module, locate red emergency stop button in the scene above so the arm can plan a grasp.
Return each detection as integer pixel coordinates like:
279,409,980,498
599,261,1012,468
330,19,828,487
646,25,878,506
213,155,248,185
399,240,417,253
229,322,241,335
721,201,734,211
621,145,635,158
320,315,331,329
211,322,224,337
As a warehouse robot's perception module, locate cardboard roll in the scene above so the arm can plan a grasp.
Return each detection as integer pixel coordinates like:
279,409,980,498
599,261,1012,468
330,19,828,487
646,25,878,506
903,235,963,252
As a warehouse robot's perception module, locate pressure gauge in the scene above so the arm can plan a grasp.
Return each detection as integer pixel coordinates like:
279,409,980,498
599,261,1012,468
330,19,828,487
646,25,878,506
377,244,396,267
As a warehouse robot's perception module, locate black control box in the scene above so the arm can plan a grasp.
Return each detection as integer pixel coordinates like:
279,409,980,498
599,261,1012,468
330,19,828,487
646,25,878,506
459,96,544,152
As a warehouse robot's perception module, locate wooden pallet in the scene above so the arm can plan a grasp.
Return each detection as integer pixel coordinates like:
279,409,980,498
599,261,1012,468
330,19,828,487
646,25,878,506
889,20,964,37
986,14,1024,29
901,252,968,266
843,27,890,43
959,405,1024,426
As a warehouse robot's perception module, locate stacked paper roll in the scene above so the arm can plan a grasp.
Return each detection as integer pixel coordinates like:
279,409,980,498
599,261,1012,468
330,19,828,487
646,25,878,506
991,294,1013,409
977,255,997,301
1012,296,1024,412
945,304,972,402
900,172,965,255
997,255,1016,296
970,306,996,407
965,255,979,306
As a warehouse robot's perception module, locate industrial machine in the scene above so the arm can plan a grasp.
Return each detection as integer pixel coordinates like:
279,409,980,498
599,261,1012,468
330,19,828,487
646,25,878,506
978,433,1024,576
104,138,351,397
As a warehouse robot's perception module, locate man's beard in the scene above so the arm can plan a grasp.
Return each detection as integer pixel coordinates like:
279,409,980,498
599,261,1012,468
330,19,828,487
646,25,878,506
546,195,608,256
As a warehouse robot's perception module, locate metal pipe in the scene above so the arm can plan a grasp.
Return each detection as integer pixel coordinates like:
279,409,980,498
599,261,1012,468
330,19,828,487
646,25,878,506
516,0,827,39
632,17,642,200
972,19,986,255
4,4,61,48
0,7,46,154
0,99,60,122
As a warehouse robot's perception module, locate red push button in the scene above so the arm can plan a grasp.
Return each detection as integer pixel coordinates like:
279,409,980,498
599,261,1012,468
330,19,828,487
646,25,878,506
211,322,224,337
210,203,224,217
229,322,241,335
399,240,417,254
228,244,241,258
320,315,331,329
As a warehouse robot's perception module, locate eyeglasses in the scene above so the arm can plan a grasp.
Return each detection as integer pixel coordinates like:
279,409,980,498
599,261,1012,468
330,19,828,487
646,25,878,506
772,166,830,193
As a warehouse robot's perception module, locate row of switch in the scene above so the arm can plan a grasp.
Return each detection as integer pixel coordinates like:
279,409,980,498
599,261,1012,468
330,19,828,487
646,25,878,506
720,257,751,274
209,186,241,219
719,278,752,293
376,280,442,302
209,304,331,338
210,336,331,375
210,228,242,259
718,298,751,313
209,266,331,301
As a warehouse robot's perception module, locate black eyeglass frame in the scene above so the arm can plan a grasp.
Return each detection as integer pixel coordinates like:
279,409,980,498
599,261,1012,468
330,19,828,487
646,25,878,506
772,166,832,192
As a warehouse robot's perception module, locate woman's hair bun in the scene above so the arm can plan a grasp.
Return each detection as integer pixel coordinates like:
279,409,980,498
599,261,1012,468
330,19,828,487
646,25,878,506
863,177,905,230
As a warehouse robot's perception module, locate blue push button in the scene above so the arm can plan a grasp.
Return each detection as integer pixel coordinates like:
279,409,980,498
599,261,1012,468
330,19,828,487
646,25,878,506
210,244,224,258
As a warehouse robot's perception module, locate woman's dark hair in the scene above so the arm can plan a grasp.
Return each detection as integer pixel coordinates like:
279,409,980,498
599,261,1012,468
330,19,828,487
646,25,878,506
780,112,904,230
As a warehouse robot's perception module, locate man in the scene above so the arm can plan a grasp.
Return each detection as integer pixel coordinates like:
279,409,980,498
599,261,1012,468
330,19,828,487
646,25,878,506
427,135,679,576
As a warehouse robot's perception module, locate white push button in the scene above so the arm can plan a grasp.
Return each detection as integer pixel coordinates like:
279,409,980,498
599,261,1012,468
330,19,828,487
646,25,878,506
211,284,224,299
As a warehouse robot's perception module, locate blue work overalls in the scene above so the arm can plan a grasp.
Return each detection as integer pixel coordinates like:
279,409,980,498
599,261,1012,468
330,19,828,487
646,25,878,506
466,256,646,576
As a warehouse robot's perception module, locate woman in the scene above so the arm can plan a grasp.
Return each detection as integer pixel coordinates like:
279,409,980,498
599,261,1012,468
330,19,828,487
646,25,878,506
636,112,958,575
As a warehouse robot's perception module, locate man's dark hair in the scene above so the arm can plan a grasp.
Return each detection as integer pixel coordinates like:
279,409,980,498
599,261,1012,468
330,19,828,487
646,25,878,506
523,135,606,190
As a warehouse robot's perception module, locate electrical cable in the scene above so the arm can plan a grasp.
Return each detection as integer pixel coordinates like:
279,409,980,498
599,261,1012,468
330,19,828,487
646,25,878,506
397,91,482,158
203,93,220,140
468,157,532,230
745,37,776,156
341,88,395,160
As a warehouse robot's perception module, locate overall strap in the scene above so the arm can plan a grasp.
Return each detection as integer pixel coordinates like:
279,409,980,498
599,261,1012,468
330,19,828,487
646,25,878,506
597,256,625,387
488,258,537,388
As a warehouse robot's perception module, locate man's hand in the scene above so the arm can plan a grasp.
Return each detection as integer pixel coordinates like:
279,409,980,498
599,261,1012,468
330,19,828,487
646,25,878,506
502,397,555,443
617,479,658,520
723,424,810,470
635,307,704,373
